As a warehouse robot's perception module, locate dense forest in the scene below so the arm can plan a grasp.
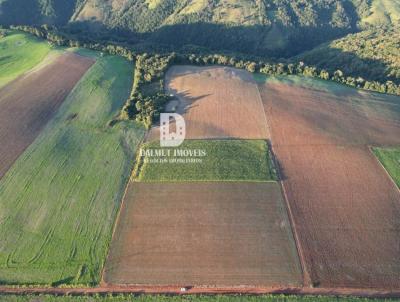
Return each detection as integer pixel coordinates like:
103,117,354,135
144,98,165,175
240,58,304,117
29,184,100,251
297,25,400,82
1,0,399,82
1,0,398,57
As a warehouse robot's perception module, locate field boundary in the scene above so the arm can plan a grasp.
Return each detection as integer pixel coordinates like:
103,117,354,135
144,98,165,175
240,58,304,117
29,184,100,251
254,79,271,139
99,135,146,286
265,140,312,288
2,285,400,298
368,146,400,194
0,52,95,180
257,80,311,288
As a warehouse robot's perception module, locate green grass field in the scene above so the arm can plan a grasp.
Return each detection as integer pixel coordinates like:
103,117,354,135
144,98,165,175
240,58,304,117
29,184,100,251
0,53,144,285
0,31,52,88
135,139,276,182
373,147,400,188
0,295,399,302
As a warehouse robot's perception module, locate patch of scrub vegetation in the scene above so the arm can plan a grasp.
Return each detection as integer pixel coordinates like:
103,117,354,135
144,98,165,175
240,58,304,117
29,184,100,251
134,139,276,182
0,31,51,87
373,147,400,188
145,0,163,10
361,0,400,26
0,54,145,286
0,295,399,302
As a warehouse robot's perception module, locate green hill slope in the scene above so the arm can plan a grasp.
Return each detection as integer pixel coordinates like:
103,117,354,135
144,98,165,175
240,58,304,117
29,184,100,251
69,0,359,56
360,0,400,27
0,0,363,57
0,0,399,57
296,26,400,82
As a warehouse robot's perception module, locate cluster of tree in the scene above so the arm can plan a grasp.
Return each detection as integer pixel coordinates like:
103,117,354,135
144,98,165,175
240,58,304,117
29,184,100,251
10,25,136,61
179,53,400,95
121,53,177,128
1,0,365,57
0,0,79,26
0,28,8,38
10,25,400,110
297,25,400,83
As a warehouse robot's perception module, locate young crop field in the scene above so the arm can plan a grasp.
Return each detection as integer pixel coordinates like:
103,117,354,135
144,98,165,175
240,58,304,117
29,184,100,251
373,147,400,188
148,66,270,141
134,139,276,182
104,182,302,286
0,52,94,179
0,32,52,88
0,54,145,285
258,74,400,289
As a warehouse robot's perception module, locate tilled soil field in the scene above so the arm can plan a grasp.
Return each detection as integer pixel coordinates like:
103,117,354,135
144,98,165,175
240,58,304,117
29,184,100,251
104,182,302,287
148,66,270,141
259,79,400,289
0,52,94,179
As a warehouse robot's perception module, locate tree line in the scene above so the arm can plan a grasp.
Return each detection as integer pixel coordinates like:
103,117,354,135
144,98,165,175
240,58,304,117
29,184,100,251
8,24,400,128
120,53,176,128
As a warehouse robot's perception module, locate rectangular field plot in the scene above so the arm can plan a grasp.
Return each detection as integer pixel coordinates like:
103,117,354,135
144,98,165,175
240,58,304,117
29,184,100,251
259,75,400,289
104,182,302,286
134,140,276,182
148,66,270,140
0,52,94,179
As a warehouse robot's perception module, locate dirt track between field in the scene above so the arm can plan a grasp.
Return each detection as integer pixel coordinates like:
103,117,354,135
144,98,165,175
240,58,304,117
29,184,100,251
259,81,400,289
2,285,400,298
0,52,94,179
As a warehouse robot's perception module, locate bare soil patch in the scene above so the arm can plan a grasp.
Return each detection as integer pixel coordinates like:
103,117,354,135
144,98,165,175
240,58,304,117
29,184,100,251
104,182,302,287
0,52,94,179
259,80,400,289
148,66,270,141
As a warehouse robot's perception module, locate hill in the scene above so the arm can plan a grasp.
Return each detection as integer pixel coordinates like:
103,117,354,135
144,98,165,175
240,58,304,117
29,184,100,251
0,0,399,66
359,0,400,27
1,0,396,57
296,25,400,82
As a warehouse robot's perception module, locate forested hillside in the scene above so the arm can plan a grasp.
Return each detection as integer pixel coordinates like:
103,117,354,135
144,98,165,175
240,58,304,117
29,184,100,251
1,0,398,57
0,0,79,25
297,25,400,82
0,0,399,81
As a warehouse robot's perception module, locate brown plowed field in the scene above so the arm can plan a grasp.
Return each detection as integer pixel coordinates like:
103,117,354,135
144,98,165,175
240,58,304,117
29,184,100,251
148,66,270,141
104,182,302,286
0,52,94,179
259,79,400,289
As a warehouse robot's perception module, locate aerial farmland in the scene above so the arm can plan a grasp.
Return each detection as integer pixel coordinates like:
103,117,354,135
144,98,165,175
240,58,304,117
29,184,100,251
258,75,400,288
0,27,400,301
0,52,94,179
147,66,270,141
104,182,302,286
0,32,145,285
